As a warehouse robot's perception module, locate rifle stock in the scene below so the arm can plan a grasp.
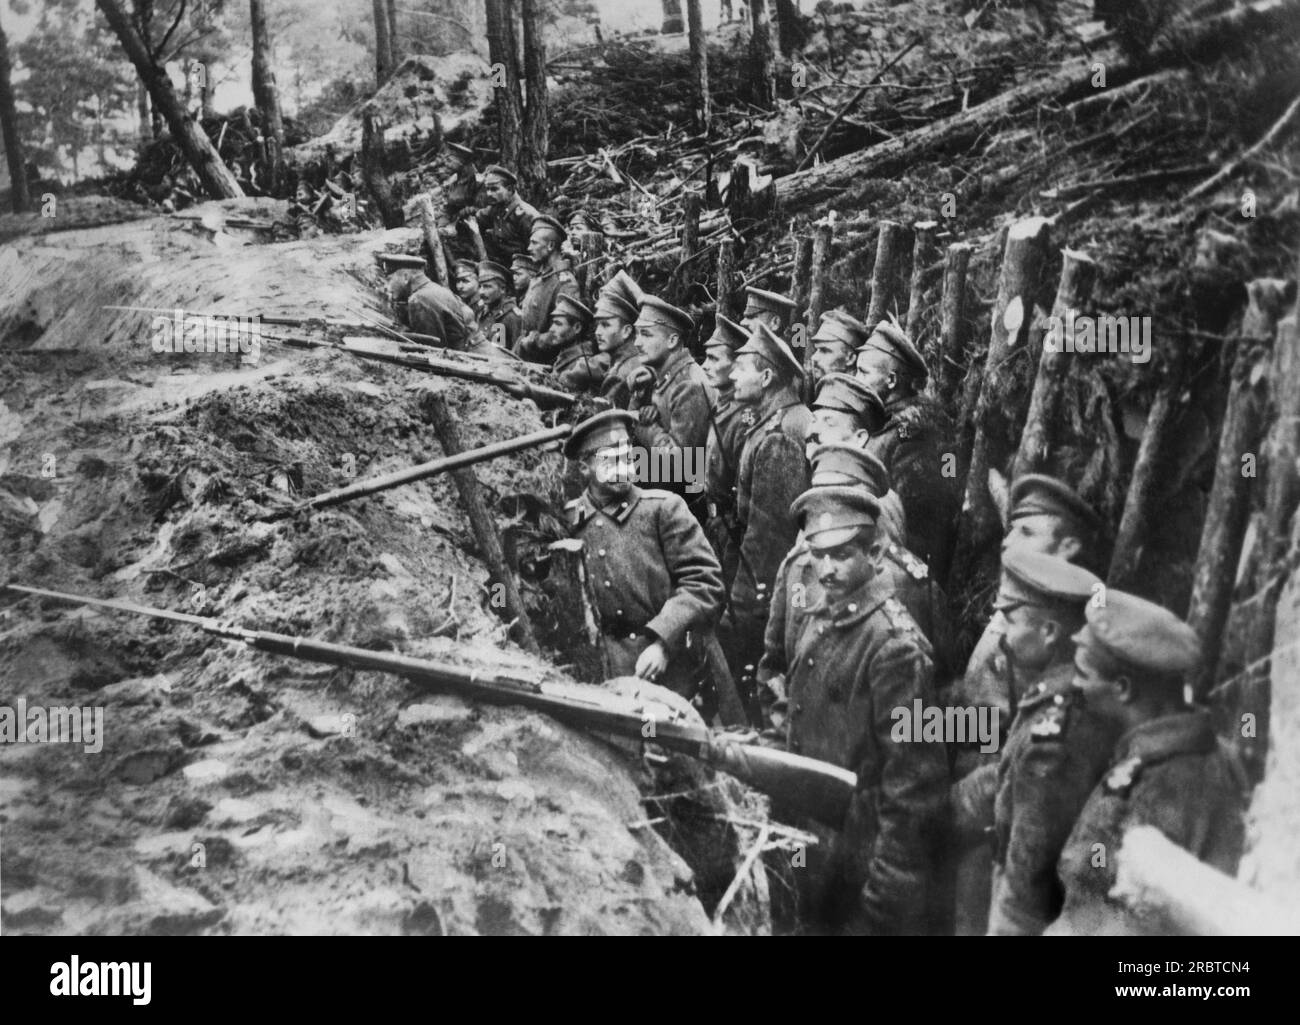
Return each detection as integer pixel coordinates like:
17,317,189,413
4,585,855,828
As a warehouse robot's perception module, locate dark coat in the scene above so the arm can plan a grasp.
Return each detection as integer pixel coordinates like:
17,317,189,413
553,340,610,397
703,394,756,590
781,578,949,934
865,394,959,571
565,486,725,698
988,667,1124,935
730,394,812,621
480,296,522,352
407,280,478,352
517,267,579,339
478,194,540,265
598,341,645,410
1048,709,1247,936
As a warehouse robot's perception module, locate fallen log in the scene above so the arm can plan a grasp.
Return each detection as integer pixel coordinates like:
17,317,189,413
774,0,1300,215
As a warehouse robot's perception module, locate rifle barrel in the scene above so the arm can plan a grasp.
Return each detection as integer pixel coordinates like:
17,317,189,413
268,423,571,519
3,584,857,828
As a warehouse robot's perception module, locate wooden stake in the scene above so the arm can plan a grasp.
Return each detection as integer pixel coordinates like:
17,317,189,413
1107,356,1185,591
935,241,970,407
906,221,939,347
804,219,834,382
954,217,1052,573
678,192,703,306
792,232,814,347
1187,328,1275,698
865,220,904,328
1013,249,1098,478
423,392,541,654
716,238,738,320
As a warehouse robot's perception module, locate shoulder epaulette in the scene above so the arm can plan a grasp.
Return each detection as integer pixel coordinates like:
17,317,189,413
1029,698,1070,742
889,543,928,581
1103,755,1143,796
894,403,926,441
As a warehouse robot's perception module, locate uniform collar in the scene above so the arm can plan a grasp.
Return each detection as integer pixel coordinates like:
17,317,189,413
753,387,802,427
1114,708,1216,764
573,486,642,525
655,347,694,388
608,340,638,368
810,576,889,627
1016,661,1079,713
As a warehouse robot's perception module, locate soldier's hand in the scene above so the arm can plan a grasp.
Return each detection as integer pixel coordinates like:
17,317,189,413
637,405,660,427
634,640,669,683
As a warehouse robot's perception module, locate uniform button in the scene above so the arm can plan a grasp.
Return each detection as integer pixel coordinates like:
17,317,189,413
791,741,801,753
1053,695,1064,705
616,609,624,616
807,658,815,666
604,580,612,587
794,703,803,713
598,549,607,556
628,633,637,641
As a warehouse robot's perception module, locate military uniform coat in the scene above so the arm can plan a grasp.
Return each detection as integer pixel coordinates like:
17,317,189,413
478,194,540,266
865,395,959,571
480,296,522,352
703,394,756,590
988,667,1125,935
632,347,716,459
565,486,725,698
598,341,645,410
554,341,610,397
517,267,580,340
407,280,478,352
759,538,946,688
1047,709,1247,936
730,395,813,624
781,579,949,934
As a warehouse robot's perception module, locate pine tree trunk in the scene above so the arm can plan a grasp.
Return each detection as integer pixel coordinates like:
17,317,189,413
373,0,394,85
96,0,243,200
748,0,777,108
519,0,548,197
485,0,523,168
687,0,711,133
250,0,285,153
0,14,29,213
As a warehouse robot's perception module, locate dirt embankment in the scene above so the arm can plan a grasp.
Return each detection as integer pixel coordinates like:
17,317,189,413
0,206,764,935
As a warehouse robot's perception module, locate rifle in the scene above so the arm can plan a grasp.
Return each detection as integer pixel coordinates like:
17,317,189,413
261,423,572,520
105,305,390,337
268,334,581,409
4,585,856,829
